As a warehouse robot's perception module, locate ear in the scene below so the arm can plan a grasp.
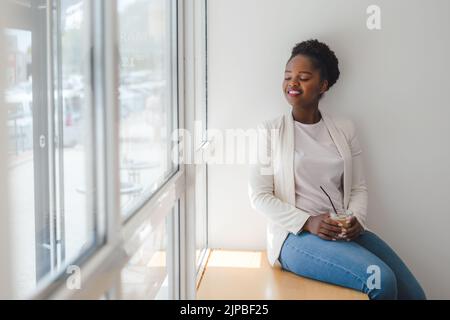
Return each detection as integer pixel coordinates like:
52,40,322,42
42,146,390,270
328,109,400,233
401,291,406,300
320,79,329,94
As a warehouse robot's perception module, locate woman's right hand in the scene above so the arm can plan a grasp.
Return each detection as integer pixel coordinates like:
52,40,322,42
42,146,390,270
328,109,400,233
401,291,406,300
303,213,344,241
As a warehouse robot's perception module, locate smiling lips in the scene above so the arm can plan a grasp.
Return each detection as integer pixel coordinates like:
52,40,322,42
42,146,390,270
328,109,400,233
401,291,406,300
287,88,302,97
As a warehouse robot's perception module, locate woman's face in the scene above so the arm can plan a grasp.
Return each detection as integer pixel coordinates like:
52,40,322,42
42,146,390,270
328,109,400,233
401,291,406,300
283,54,328,108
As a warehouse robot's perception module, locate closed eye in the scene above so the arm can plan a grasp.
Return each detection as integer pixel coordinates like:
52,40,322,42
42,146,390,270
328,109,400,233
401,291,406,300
284,78,310,81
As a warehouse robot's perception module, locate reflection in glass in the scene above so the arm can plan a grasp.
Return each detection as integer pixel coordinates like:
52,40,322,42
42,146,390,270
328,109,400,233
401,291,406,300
117,0,177,218
195,163,208,272
121,209,174,299
57,0,96,269
6,27,35,297
4,0,98,298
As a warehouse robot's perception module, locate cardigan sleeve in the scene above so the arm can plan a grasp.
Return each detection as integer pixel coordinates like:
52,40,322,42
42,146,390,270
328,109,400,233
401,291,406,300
248,121,311,234
346,120,369,230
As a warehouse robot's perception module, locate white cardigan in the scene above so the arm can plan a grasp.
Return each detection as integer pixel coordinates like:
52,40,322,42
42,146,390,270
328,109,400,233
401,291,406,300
248,109,368,267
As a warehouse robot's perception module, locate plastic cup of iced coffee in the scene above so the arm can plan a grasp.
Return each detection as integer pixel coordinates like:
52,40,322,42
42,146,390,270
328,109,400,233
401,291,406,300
331,210,353,229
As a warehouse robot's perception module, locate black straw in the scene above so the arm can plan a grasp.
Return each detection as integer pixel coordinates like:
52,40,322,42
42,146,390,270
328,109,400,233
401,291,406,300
320,186,338,216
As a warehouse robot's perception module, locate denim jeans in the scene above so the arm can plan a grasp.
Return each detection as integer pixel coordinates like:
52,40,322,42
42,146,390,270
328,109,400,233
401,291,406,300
279,230,426,300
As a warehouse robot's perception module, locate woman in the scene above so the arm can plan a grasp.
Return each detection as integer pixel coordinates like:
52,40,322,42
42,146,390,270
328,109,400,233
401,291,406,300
248,39,426,300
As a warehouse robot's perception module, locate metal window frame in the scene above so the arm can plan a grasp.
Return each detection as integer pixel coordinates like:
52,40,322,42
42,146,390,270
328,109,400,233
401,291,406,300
0,0,58,295
0,0,14,300
184,0,210,290
0,0,207,300
35,0,189,300
30,0,125,299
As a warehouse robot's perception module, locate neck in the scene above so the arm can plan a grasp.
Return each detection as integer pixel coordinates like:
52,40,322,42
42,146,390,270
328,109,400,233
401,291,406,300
291,105,321,124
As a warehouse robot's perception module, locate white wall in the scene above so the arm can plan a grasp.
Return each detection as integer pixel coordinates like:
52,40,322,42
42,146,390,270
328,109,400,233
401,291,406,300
207,0,450,299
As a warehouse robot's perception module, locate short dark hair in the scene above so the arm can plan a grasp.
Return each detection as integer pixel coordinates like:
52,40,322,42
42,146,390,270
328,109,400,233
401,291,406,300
289,39,340,90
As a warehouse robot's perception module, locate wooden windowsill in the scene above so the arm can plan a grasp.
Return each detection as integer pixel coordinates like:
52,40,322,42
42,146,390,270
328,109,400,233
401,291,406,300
196,249,368,300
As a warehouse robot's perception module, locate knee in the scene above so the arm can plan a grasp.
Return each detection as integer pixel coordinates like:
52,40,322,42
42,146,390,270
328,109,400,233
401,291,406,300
366,265,398,300
405,288,426,300
400,284,427,300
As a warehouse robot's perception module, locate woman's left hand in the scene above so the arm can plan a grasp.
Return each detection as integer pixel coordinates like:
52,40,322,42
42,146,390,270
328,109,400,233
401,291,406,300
341,216,363,241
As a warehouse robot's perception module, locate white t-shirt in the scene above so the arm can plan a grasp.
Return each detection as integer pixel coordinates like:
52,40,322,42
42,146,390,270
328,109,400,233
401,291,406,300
294,117,345,216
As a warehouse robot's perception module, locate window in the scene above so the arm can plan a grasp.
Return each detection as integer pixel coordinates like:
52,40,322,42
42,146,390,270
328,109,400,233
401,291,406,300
3,0,101,298
54,0,100,272
121,203,179,299
0,0,192,300
6,26,36,298
190,0,210,281
117,0,178,219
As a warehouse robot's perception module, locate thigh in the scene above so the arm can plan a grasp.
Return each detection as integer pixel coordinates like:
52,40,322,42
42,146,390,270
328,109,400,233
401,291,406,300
353,231,426,299
279,231,393,295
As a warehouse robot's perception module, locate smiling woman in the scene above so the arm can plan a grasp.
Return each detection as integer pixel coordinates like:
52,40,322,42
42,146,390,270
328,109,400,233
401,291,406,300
283,40,340,123
248,39,427,300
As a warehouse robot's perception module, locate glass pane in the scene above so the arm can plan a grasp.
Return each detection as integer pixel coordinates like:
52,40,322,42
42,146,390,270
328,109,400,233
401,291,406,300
5,27,35,297
121,207,176,299
4,0,100,298
195,163,208,271
194,0,208,273
117,0,178,218
56,0,97,267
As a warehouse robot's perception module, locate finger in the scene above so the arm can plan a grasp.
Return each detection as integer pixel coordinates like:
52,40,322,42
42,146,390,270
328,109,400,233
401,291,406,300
323,217,342,227
339,225,358,240
323,220,345,235
319,227,340,239
345,222,359,234
345,218,362,234
318,232,335,241
321,221,343,233
346,216,357,228
345,232,357,241
345,235,358,242
344,223,358,234
346,227,362,240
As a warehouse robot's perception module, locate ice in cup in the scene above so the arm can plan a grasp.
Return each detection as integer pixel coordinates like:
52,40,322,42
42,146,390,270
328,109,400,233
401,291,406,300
332,214,350,228
331,210,353,229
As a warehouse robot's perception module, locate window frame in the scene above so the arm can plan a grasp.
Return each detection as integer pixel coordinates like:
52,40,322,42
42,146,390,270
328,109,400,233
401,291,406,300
33,0,188,299
0,0,206,300
117,0,181,221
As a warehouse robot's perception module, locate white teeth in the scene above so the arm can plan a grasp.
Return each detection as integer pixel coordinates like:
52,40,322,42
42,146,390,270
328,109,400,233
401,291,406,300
289,90,301,94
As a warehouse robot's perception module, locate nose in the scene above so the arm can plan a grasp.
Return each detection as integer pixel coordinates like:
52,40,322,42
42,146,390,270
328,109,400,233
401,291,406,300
288,80,300,88
288,77,300,87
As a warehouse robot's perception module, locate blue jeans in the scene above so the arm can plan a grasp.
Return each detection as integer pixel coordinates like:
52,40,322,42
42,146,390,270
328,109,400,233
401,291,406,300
279,231,426,300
